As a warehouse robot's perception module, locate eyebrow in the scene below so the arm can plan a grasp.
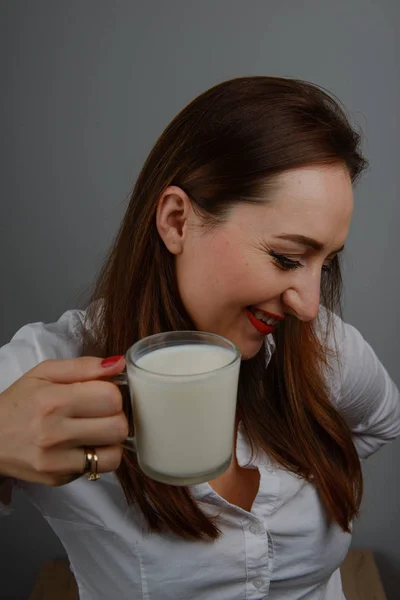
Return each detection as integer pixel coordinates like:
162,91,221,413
273,234,345,255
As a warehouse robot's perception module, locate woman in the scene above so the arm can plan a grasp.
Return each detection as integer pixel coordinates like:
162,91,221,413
1,77,399,599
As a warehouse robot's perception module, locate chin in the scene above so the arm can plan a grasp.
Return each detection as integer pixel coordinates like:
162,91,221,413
235,337,264,361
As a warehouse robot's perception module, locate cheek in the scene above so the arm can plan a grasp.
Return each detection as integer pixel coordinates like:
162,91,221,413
178,235,276,314
199,238,256,295
176,236,251,306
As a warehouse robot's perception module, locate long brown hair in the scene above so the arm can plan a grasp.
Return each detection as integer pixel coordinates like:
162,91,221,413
85,77,368,540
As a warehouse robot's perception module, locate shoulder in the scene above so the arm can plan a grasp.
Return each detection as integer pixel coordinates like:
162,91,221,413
314,306,380,402
314,305,371,360
0,308,86,392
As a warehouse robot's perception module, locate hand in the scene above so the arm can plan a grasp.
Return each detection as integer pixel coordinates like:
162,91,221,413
0,356,128,486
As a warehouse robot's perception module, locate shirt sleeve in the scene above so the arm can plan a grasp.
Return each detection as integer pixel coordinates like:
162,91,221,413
0,308,86,513
0,309,86,394
320,310,400,459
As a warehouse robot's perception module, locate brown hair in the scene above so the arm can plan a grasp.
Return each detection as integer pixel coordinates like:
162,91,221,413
86,76,368,540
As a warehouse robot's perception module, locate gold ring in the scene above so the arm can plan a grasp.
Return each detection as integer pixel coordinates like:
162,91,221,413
83,447,100,481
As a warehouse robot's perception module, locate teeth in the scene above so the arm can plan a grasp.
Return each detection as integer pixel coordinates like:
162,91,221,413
254,310,278,326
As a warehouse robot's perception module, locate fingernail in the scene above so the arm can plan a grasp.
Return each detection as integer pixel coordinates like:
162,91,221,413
101,355,124,368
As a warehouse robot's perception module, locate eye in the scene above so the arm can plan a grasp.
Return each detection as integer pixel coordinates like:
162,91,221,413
269,250,304,271
322,257,336,273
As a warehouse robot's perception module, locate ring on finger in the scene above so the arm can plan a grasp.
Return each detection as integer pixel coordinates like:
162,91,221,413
83,447,100,481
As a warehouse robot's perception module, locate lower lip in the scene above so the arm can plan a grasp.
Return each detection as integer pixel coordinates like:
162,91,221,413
245,309,276,336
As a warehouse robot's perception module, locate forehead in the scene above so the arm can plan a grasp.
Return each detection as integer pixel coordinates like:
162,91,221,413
234,164,354,248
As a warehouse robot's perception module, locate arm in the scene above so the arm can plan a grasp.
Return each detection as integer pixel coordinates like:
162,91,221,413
0,308,86,510
323,312,400,458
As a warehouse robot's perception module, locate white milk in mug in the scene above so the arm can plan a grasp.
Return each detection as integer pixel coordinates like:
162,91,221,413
123,332,241,486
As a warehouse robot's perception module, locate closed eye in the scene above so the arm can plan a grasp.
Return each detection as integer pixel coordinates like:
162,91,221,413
322,262,332,273
322,254,340,273
269,249,304,271
269,249,335,273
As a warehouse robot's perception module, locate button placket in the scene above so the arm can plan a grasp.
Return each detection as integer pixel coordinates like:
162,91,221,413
249,522,262,535
243,516,270,599
253,577,264,588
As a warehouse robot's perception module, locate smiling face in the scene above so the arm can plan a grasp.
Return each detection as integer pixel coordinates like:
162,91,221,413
156,164,354,359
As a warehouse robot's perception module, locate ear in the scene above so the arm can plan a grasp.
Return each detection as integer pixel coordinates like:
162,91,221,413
156,186,192,254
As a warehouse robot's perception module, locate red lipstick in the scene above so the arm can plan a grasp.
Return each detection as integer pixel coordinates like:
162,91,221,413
246,309,278,335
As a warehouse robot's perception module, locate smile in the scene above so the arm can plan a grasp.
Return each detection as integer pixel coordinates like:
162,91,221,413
245,307,283,335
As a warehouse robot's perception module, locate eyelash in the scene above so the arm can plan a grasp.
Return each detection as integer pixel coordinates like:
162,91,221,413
269,249,332,273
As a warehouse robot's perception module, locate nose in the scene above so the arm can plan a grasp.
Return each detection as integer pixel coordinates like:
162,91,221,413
281,272,321,322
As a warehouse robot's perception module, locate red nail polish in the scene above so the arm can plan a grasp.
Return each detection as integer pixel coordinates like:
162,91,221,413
101,355,124,367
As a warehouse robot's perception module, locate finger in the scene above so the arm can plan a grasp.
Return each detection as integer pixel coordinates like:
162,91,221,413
40,445,124,479
62,414,129,447
77,445,124,475
30,355,126,385
56,380,124,418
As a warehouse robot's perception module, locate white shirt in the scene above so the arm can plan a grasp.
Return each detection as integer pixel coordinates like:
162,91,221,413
1,308,399,600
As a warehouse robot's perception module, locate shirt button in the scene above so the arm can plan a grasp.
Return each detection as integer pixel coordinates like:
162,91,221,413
249,523,262,534
253,578,264,588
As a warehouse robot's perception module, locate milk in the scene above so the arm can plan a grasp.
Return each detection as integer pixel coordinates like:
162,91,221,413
136,344,235,374
126,343,240,484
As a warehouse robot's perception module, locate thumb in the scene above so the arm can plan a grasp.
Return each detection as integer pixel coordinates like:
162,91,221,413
30,355,126,384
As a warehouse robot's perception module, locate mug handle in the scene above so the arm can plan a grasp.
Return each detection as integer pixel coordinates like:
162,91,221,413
108,372,137,453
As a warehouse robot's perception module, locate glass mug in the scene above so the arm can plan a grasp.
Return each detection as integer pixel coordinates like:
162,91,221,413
112,331,241,486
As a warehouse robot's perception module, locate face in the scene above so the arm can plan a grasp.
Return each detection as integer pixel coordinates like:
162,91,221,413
157,164,354,359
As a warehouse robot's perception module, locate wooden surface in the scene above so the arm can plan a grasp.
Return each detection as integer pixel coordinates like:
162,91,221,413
341,549,387,600
29,560,79,600
29,550,387,600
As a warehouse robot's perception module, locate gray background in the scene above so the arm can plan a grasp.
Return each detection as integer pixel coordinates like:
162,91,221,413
1,1,399,598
